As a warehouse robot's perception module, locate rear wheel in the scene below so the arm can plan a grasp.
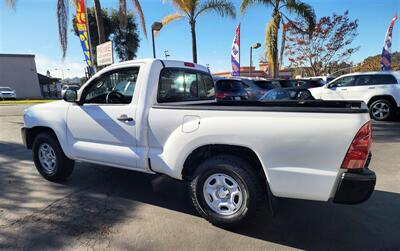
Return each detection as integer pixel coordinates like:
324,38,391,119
190,155,264,228
369,99,393,121
32,132,74,181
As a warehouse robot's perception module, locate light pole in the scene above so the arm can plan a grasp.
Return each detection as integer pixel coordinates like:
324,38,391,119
151,22,163,58
54,68,70,80
249,43,261,77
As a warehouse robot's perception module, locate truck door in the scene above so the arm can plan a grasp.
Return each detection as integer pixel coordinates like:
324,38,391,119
66,66,143,171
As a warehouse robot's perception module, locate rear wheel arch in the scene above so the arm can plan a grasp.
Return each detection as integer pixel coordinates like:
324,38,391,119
182,144,268,186
367,95,397,107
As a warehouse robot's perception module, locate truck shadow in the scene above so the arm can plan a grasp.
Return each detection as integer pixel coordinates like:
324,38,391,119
59,165,400,250
372,120,400,143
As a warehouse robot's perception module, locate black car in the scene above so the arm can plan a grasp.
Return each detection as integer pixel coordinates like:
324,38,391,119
214,78,248,101
260,88,315,101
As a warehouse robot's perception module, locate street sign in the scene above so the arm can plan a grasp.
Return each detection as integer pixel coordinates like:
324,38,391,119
96,41,113,66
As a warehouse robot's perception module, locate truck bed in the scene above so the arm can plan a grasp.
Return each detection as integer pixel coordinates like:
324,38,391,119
153,100,369,114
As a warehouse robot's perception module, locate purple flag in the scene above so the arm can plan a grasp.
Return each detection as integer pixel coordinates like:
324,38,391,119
380,14,398,71
231,24,240,76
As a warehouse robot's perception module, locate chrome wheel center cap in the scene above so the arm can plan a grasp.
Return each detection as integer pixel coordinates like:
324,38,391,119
217,187,229,199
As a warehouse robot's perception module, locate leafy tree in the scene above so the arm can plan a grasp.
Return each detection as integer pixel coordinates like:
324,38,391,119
160,0,236,63
73,8,140,67
285,11,359,76
241,0,316,78
354,52,400,72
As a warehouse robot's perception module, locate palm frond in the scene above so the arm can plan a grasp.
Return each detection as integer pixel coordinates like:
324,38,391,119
4,0,16,9
284,0,316,34
196,0,236,19
240,0,273,14
132,0,147,38
161,12,186,26
57,0,69,59
119,0,128,28
156,12,185,36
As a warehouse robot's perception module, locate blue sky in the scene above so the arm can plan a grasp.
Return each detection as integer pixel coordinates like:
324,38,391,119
1,0,399,78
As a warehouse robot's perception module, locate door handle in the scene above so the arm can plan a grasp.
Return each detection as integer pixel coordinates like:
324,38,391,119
368,87,375,89
341,88,347,91
117,114,133,122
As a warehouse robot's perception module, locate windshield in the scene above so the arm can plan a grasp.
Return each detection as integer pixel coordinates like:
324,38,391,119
0,87,12,91
254,81,277,90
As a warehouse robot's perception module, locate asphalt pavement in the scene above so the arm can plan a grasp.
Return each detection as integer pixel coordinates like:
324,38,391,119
1,104,400,251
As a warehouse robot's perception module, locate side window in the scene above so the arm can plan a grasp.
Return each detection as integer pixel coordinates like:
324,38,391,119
355,75,374,86
84,68,139,104
158,68,215,102
329,76,355,88
371,75,397,85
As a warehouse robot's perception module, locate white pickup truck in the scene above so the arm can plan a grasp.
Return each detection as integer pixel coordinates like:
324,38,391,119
22,59,376,227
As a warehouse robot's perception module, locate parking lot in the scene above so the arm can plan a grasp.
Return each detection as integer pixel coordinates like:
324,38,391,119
1,104,400,250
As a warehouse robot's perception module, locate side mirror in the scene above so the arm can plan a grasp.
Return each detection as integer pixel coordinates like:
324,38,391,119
63,89,78,103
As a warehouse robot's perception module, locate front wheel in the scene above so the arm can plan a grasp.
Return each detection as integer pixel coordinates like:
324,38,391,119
190,155,264,228
32,132,75,181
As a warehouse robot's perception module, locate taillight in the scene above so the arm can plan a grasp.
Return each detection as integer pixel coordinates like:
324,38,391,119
216,92,228,100
341,121,372,170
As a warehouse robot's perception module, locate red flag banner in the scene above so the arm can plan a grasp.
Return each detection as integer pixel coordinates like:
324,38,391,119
76,0,93,73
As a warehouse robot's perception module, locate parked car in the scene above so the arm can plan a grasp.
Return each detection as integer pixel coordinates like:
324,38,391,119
232,77,279,100
61,84,80,97
0,86,17,100
260,88,315,101
302,76,336,85
270,79,296,88
294,79,325,89
214,78,248,101
22,59,375,227
310,71,400,121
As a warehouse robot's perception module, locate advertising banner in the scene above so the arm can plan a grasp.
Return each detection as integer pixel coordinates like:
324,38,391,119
76,0,94,74
231,24,240,76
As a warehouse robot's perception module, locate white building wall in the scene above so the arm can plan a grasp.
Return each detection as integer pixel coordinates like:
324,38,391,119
0,54,42,99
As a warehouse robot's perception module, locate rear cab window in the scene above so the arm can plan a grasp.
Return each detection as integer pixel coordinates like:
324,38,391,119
158,68,215,103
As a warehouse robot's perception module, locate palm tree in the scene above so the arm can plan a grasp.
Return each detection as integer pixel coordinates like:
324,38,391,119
4,0,147,59
118,0,147,38
241,0,316,78
160,0,236,63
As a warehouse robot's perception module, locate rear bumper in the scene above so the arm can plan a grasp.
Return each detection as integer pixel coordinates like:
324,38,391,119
333,168,376,204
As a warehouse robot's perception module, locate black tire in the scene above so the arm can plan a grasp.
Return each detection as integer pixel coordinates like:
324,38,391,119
32,132,74,181
369,99,394,121
190,155,264,228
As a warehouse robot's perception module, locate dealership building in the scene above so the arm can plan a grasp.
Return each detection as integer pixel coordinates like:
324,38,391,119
0,54,42,99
